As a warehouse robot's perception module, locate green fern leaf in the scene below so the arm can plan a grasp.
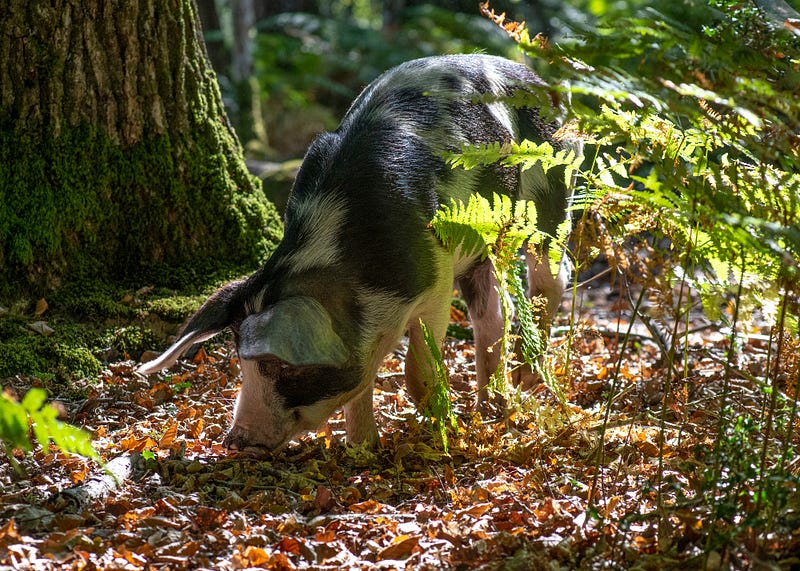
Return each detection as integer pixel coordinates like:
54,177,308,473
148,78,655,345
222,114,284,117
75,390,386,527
445,140,584,183
431,193,542,260
419,320,457,452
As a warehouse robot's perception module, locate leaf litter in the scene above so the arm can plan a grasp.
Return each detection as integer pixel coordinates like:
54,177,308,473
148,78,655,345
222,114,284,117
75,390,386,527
1,280,799,570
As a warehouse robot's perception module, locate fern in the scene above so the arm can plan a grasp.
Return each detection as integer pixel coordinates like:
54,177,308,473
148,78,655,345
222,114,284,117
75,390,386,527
431,193,560,403
479,0,800,551
444,140,583,187
419,320,458,452
508,259,565,404
431,192,541,260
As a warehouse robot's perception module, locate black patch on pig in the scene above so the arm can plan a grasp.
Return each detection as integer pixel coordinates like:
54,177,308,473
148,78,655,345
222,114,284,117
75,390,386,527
181,279,247,338
338,122,441,299
285,101,445,301
263,359,362,408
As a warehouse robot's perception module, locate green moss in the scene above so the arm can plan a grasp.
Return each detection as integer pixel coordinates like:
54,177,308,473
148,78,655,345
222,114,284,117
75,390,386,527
97,326,160,357
0,270,245,395
0,118,282,295
0,327,102,387
52,345,103,381
0,336,50,379
0,315,26,341
0,305,109,388
145,295,205,322
50,282,137,321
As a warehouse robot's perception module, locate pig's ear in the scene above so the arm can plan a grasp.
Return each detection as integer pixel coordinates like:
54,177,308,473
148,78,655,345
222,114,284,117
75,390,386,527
238,296,349,367
138,280,246,374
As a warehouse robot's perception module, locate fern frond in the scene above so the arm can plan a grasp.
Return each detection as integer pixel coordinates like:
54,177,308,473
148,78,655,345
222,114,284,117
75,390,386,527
431,195,494,259
430,193,542,260
508,262,565,404
444,142,507,171
419,320,457,452
444,140,583,186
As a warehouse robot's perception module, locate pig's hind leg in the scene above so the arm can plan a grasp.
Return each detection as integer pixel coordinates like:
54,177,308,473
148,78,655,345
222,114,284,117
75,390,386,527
524,243,569,326
458,258,504,410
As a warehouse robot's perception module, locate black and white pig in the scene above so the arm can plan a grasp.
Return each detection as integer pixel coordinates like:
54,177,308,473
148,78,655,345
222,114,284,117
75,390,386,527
138,54,580,454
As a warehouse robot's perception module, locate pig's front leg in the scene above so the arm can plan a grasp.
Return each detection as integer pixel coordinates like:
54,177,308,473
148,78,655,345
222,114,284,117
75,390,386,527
405,264,455,406
344,379,379,447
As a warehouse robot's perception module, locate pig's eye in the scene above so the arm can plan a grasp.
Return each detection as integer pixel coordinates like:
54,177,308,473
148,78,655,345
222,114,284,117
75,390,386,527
257,360,271,377
292,409,302,422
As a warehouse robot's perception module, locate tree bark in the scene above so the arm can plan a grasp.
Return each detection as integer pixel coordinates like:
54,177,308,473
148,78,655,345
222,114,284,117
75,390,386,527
0,0,282,292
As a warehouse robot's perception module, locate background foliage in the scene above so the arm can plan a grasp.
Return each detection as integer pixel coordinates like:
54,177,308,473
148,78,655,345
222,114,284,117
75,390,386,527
493,0,800,559
250,5,517,159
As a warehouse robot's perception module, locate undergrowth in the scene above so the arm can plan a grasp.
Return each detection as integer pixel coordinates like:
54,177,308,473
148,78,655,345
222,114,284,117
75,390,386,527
466,0,800,560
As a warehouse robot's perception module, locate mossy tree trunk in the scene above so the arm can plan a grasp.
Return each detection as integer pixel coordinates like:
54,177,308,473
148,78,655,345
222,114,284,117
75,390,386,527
0,0,282,294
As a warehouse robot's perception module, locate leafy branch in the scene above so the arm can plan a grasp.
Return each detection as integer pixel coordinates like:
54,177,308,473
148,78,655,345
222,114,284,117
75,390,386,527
1,389,99,466
444,140,583,188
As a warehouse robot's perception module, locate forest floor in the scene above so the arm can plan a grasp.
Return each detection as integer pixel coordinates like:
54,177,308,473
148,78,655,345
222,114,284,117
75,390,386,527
1,278,799,570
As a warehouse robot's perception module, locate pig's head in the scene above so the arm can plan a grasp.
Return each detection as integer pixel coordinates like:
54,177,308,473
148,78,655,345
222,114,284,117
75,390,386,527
137,281,363,455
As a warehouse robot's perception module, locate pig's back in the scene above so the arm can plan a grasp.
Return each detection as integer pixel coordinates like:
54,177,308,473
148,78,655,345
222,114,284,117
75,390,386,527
282,55,556,302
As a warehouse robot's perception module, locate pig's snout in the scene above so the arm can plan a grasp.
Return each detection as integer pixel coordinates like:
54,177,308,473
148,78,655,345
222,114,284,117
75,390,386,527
223,424,285,457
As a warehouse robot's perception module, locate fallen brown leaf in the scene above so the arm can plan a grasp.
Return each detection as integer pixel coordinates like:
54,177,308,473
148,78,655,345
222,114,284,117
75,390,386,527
34,298,48,317
377,534,421,561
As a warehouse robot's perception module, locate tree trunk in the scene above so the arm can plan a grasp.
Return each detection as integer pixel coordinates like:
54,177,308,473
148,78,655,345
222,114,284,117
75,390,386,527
0,0,282,293
196,0,231,75
229,0,259,145
255,0,321,21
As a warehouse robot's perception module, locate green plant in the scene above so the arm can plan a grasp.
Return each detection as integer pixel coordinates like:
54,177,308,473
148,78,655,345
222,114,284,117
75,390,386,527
533,1,796,311
418,320,458,452
479,0,800,556
444,0,800,560
431,192,567,402
1,388,99,467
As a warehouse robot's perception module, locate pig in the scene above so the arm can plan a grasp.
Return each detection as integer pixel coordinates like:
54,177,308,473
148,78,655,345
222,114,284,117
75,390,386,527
138,54,580,454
